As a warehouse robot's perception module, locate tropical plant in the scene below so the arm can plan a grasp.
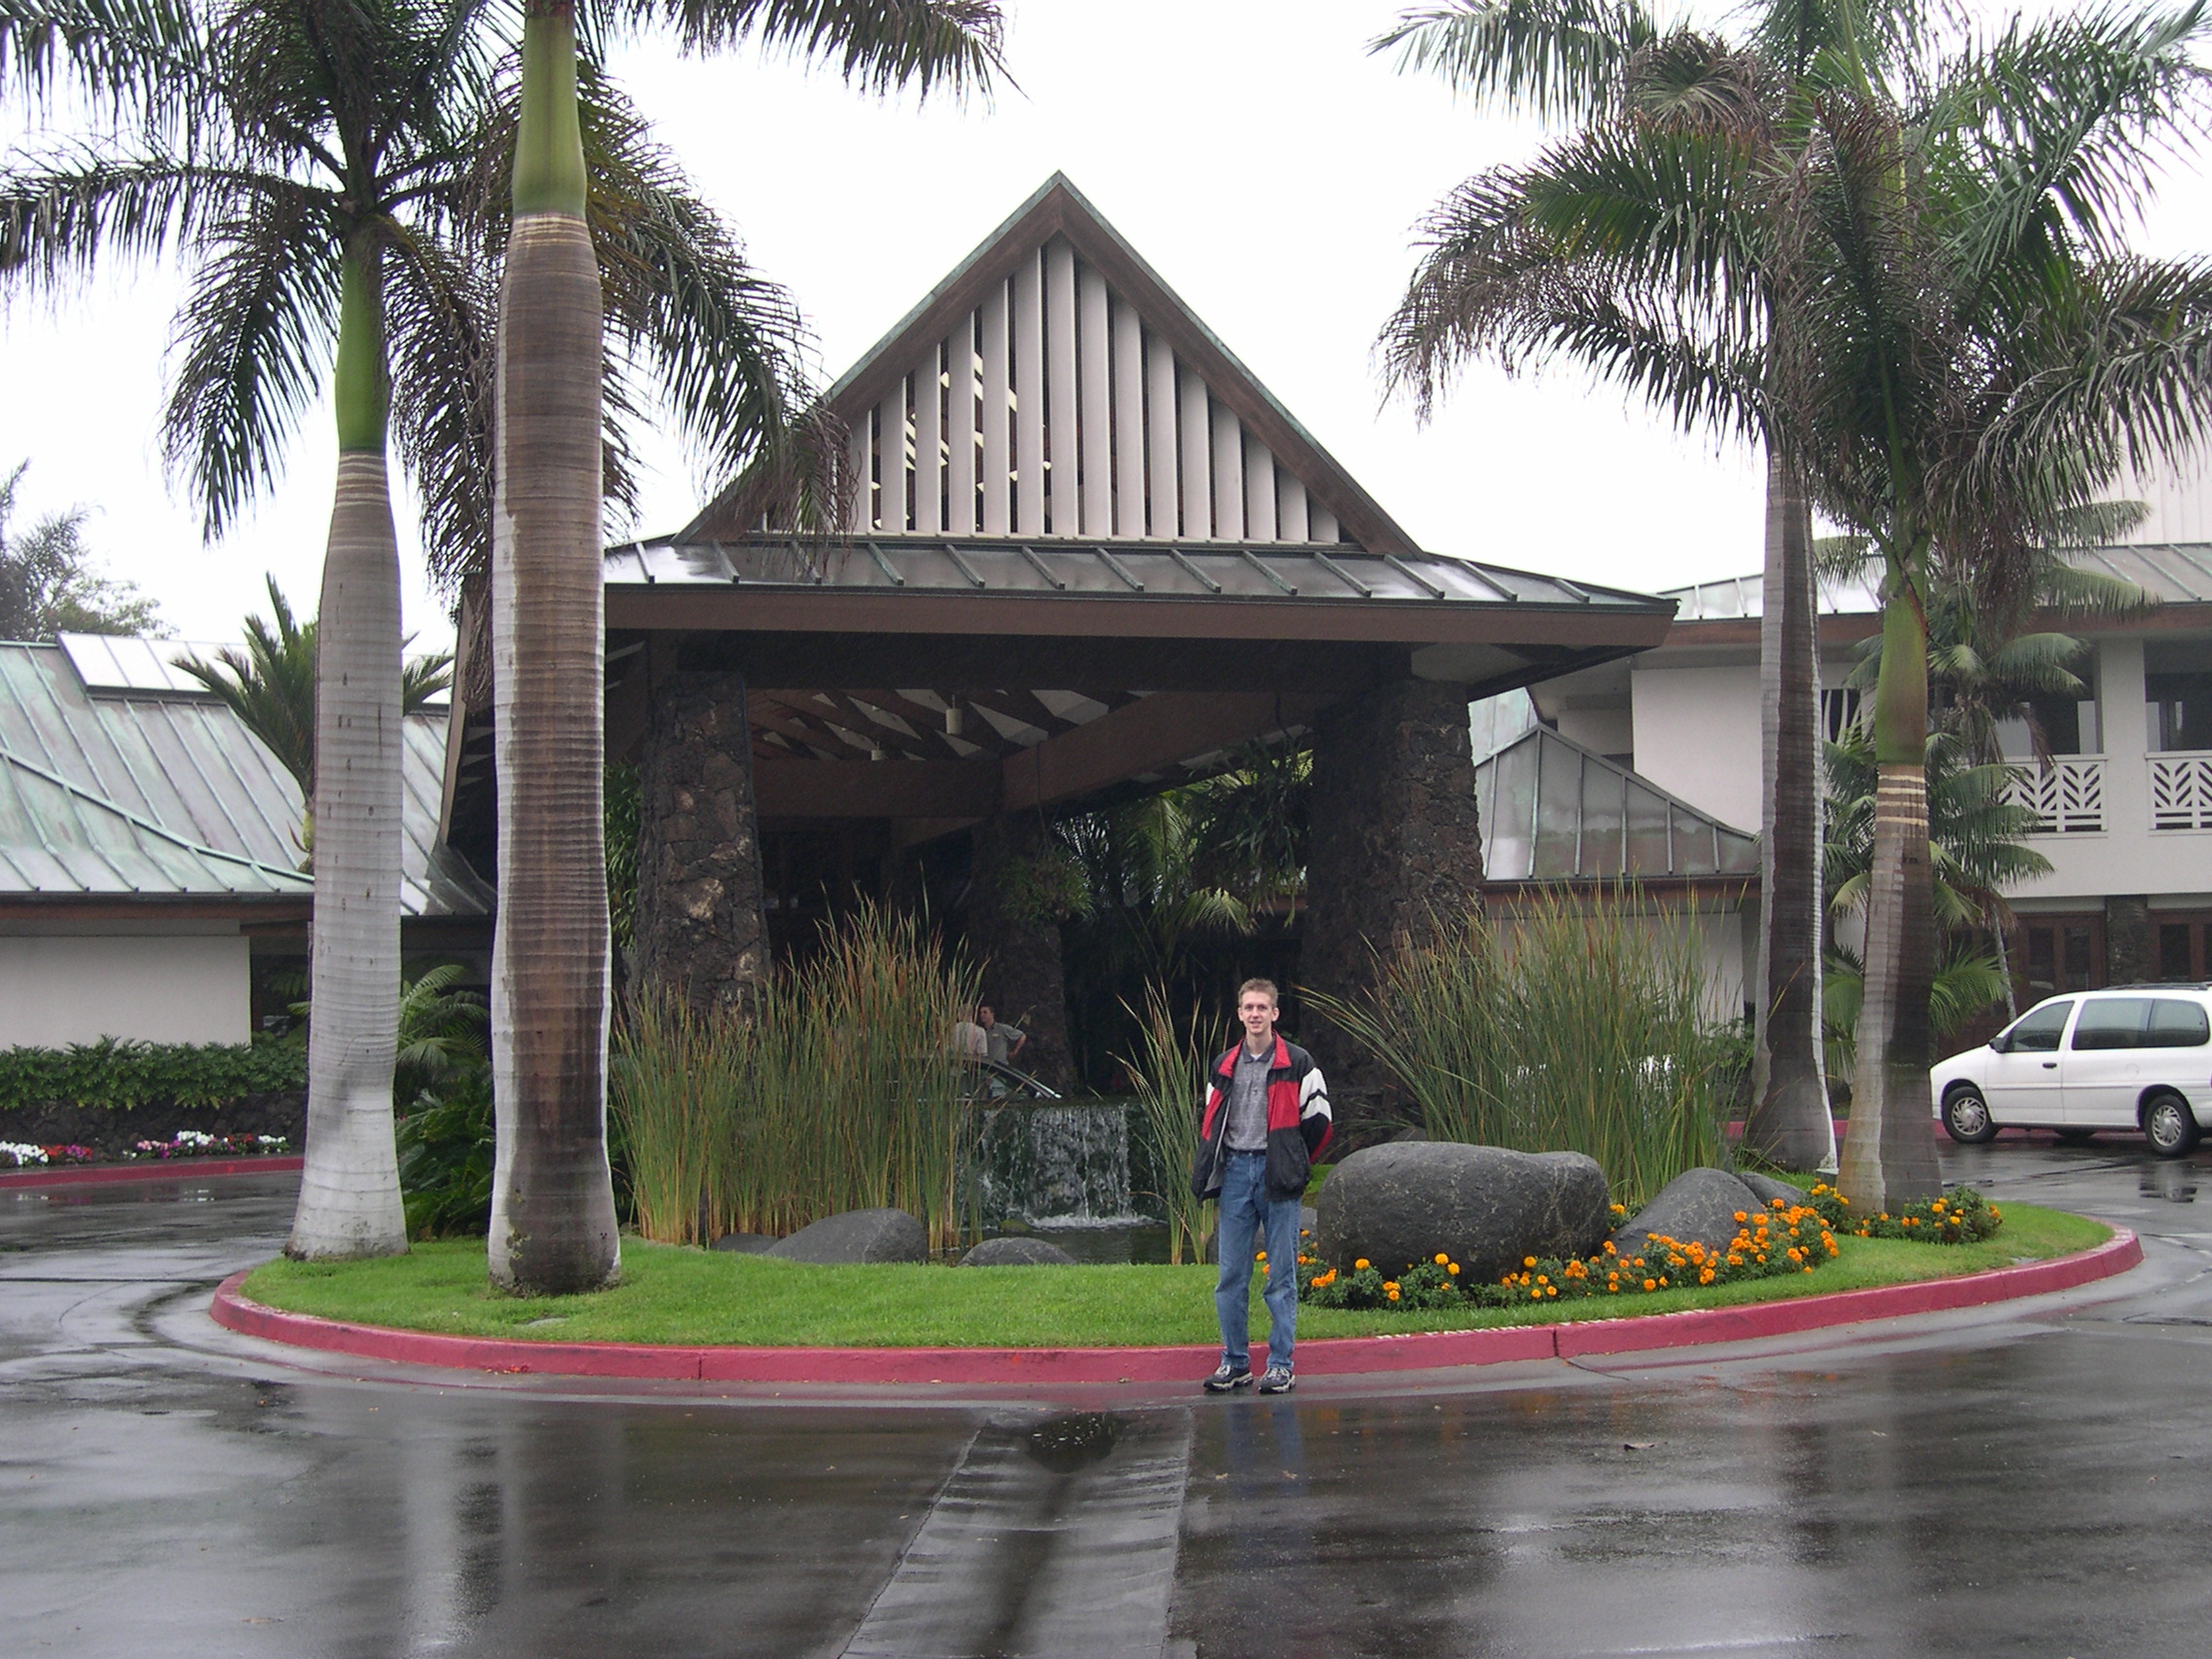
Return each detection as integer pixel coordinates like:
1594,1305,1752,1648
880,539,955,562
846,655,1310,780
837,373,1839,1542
1119,985,1215,1265
174,575,454,838
1309,887,1730,1210
394,1063,496,1239
483,0,1004,1295
0,463,165,640
1378,0,1851,1173
1375,0,2212,1206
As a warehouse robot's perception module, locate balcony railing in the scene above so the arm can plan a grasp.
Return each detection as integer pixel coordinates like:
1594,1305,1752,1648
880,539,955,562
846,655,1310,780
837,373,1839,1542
2006,756,2105,833
2151,752,2212,830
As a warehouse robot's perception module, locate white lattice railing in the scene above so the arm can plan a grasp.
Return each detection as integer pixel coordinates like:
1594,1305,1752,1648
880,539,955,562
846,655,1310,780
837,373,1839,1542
2150,753,2212,830
2007,756,2105,833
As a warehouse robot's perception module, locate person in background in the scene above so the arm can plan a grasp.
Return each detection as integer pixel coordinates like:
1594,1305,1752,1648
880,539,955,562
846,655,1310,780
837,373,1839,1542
977,1005,1027,1070
952,1008,988,1062
1188,978,1331,1396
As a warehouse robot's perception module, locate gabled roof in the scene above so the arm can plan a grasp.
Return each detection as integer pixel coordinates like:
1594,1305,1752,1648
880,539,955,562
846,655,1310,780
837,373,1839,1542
685,173,1423,556
1476,722,1758,882
0,641,491,913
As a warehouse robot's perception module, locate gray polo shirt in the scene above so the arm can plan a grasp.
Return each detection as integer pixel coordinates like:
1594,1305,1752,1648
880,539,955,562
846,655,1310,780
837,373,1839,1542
1224,1043,1272,1151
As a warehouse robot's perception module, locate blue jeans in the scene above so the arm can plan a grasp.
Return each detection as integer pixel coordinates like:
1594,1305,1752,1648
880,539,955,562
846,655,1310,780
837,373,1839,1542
1213,1150,1301,1373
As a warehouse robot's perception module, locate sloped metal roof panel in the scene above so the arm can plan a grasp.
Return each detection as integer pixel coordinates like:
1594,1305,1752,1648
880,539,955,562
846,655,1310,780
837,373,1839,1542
0,642,487,914
1661,544,2212,621
1476,724,1759,883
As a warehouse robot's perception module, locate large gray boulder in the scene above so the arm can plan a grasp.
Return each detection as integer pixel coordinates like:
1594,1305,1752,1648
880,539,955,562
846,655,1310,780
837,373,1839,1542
959,1235,1077,1267
1609,1168,1760,1257
1313,1142,1610,1281
764,1208,929,1264
1735,1170,1810,1210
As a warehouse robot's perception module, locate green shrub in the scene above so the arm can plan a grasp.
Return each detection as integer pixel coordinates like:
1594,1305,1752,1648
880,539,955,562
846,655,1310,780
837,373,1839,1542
394,1065,494,1240
0,1034,306,1112
1119,987,1215,1265
1803,1181,2002,1242
1306,886,1729,1210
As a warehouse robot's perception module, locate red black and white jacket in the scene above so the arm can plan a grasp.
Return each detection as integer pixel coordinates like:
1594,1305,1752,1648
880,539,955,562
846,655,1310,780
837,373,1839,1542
1188,1035,1333,1202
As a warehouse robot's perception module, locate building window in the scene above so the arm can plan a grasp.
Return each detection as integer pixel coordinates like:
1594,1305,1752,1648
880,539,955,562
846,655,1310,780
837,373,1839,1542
2018,915,2106,1000
2146,641,2212,753
2157,915,2212,981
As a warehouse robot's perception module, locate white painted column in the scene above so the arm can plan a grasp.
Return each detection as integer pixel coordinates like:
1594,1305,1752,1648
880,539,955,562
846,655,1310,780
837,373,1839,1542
2102,637,2151,844
1178,367,1210,541
1243,433,1277,542
1111,298,1145,538
1045,240,1079,535
847,409,872,533
945,320,977,535
1277,472,1309,542
1079,266,1113,536
877,380,907,533
1145,333,1178,538
1014,252,1045,535
912,343,941,535
981,286,1012,535
1211,401,1244,540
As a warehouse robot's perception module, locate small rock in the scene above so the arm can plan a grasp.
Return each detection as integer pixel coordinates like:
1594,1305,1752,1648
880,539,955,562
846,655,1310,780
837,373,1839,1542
1314,1142,1610,1281
1610,1168,1760,1256
959,1235,1077,1267
1734,1170,1810,1209
710,1233,777,1254
764,1208,928,1264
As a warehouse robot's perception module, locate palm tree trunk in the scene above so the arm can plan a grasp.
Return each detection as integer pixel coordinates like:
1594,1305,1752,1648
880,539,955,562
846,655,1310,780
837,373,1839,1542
286,239,408,1260
1744,451,1834,1171
1837,566,1945,1211
487,0,619,1295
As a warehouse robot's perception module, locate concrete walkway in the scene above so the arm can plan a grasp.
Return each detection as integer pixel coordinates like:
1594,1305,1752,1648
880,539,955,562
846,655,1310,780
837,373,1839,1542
3,1140,2207,1656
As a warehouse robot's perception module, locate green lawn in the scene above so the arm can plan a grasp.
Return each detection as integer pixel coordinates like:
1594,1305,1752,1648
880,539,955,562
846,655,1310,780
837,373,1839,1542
240,1202,2108,1350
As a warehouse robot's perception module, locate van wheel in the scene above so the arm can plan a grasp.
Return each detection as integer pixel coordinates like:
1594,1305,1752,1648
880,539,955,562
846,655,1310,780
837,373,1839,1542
1943,1087,1998,1145
2144,1092,2200,1160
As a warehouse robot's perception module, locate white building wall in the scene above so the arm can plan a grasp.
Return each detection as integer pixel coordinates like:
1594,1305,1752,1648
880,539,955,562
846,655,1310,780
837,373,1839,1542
0,935,252,1047
1631,664,1763,830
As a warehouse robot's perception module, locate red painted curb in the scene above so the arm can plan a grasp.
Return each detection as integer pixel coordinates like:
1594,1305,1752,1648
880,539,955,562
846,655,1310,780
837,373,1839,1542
208,1229,2143,1386
1,1156,304,1190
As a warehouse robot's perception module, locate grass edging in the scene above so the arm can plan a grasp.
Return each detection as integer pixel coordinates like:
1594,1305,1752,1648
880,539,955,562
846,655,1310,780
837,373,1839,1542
220,1206,2134,1385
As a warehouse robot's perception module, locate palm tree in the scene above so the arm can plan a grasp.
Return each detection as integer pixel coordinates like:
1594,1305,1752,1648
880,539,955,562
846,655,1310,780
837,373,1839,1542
485,0,1004,1295
1377,0,1952,1173
2,0,827,1265
1378,2,2212,1205
174,574,455,856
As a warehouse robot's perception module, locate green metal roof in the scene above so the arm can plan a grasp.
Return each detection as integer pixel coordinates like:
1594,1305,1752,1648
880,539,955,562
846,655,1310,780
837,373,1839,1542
1476,722,1758,882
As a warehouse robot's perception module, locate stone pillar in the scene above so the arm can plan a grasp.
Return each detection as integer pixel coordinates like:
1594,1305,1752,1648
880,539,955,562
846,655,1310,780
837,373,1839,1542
963,815,1073,1089
1302,678,1484,1112
2106,894,2154,987
631,669,768,1016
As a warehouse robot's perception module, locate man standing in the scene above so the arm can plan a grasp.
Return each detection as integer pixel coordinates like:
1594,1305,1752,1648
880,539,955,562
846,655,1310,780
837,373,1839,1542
977,1005,1027,1070
1189,978,1331,1395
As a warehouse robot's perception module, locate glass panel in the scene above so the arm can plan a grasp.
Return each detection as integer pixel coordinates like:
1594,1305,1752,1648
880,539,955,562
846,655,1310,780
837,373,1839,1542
2025,926,2056,998
1716,826,1759,874
2071,997,2149,1050
1530,741,1581,879
1480,742,1534,879
2008,998,2074,1051
2145,643,2212,751
2148,1000,2211,1048
1673,806,1716,875
2160,924,2194,982
1624,781,1672,872
2063,926,2095,990
1579,762,1624,878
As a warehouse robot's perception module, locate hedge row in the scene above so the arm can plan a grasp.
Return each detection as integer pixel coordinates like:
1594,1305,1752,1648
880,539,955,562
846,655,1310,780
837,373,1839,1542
0,1036,307,1112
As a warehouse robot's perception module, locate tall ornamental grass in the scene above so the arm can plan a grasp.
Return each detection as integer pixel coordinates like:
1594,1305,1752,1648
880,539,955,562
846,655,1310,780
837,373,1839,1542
1309,889,1727,1209
610,904,979,1250
1121,986,1215,1264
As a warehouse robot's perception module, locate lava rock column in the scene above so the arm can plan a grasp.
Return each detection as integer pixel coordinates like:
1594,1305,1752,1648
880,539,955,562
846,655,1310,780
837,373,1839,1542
1302,678,1484,1112
631,668,769,1016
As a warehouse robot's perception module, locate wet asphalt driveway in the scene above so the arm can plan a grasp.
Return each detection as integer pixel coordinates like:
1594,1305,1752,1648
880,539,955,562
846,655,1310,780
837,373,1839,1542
5,1141,2211,1659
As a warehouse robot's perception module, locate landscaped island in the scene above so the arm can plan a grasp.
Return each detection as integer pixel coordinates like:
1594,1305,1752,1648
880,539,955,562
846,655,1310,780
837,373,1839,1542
242,1201,2105,1350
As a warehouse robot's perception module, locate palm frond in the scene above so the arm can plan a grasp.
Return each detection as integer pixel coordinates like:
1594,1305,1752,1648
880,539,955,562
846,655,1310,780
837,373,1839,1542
172,574,315,793
616,0,1006,100
0,0,218,134
1373,0,1657,123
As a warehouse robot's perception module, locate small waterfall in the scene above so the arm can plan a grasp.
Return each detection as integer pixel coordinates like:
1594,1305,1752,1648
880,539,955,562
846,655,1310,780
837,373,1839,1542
973,1102,1137,1226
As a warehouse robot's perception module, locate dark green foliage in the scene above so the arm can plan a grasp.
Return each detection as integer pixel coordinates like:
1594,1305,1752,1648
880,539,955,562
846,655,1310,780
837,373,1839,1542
0,461,165,641
1803,1180,2003,1242
394,1065,494,1239
605,762,640,952
0,1034,305,1111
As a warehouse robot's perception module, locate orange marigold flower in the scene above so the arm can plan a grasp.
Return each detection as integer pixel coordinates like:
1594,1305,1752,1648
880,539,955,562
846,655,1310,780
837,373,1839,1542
1734,1211,1749,1223
1387,1288,1401,1302
1434,1253,1450,1266
1355,1259,1370,1271
1525,1256,1538,1268
1448,1263,1460,1275
1642,1278,1657,1291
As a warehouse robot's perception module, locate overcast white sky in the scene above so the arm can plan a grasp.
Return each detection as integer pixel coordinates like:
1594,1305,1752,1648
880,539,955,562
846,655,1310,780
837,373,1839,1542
1,0,2203,651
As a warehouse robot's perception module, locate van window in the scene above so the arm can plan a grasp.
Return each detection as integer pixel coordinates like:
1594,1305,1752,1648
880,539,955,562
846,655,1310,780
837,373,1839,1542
2147,1000,2212,1049
2072,999,2151,1051
2007,1000,2075,1052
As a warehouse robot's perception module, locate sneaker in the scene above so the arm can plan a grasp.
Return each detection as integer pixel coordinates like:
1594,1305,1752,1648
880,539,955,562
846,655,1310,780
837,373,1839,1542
1201,1362,1253,1393
1256,1366,1295,1394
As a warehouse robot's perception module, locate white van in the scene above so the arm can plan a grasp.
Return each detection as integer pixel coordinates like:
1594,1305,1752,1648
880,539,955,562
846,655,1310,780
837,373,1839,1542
1931,986,2212,1157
